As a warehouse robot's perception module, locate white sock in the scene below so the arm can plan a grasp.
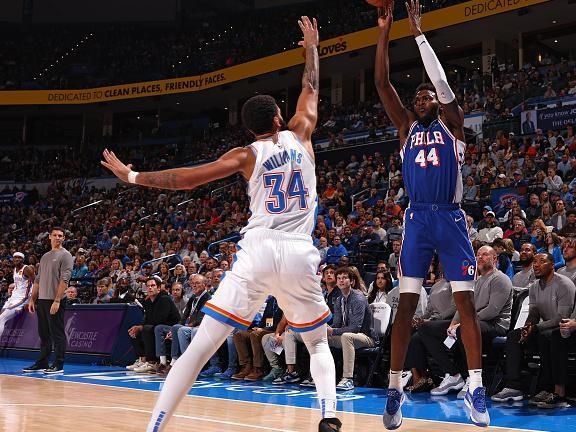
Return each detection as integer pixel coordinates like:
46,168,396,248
300,324,337,419
468,369,483,392
389,370,403,391
170,357,178,366
160,356,167,366
146,316,232,432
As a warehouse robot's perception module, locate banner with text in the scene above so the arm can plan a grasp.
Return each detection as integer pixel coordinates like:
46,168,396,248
0,308,125,354
0,0,551,106
523,106,576,132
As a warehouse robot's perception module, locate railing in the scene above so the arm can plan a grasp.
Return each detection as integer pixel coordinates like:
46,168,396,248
210,180,242,198
207,232,242,259
140,254,182,271
351,188,370,211
482,118,520,140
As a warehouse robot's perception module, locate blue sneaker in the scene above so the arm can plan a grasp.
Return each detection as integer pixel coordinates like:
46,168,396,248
464,387,490,427
199,366,222,377
383,389,405,430
215,367,236,379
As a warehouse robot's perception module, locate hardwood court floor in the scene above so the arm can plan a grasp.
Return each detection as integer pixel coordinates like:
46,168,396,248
0,374,542,432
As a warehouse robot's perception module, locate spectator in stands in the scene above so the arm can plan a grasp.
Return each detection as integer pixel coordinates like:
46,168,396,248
170,283,187,316
91,278,111,304
551,200,567,232
540,202,554,226
477,211,504,244
388,240,401,279
492,238,515,279
404,276,456,392
558,237,576,284
127,276,181,374
367,270,393,304
326,236,348,265
491,253,576,403
504,219,530,252
71,254,89,281
261,315,288,382
231,296,283,381
322,264,341,317
65,286,80,305
326,267,374,391
157,262,171,284
512,243,536,292
525,194,542,223
421,246,512,397
110,275,135,303
385,217,403,245
372,217,387,242
538,232,565,270
317,237,329,264
558,209,576,237
544,167,563,194
467,216,478,243
210,268,224,294
463,176,478,201
170,264,187,286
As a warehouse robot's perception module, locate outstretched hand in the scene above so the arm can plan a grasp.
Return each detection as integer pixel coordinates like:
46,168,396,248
101,149,134,183
298,16,319,49
405,0,423,36
377,1,394,32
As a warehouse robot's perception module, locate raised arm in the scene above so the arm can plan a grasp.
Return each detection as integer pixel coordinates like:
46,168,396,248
101,147,255,190
406,0,464,136
374,1,413,139
288,16,319,158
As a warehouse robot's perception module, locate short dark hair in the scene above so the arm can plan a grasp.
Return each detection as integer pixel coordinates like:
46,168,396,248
415,83,437,97
567,209,576,217
536,252,555,265
322,264,337,275
50,226,65,235
334,266,356,286
241,95,278,135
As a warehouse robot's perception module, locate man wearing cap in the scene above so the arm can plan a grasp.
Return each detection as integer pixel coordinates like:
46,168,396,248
478,207,499,231
23,226,74,374
0,252,35,339
511,170,527,188
477,212,504,244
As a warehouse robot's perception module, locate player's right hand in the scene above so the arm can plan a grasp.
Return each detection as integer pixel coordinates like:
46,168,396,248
101,149,134,183
28,301,35,314
377,0,394,31
297,16,319,49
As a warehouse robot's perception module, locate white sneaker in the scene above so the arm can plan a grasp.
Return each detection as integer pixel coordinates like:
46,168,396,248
401,371,412,389
133,362,157,373
126,359,144,370
431,373,465,396
457,377,470,399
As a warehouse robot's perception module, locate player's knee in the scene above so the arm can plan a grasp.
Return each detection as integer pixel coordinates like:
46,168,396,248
398,277,423,295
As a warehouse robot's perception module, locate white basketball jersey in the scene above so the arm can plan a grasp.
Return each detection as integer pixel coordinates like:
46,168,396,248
10,266,31,303
242,130,317,236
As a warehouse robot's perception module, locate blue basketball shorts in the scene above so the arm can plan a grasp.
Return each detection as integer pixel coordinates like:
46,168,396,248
398,203,476,282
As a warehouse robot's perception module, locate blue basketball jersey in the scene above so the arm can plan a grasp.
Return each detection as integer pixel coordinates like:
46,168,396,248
400,118,465,204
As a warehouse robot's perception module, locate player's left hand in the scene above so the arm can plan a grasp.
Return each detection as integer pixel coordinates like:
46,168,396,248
101,149,134,183
405,0,423,37
298,16,319,49
50,300,60,315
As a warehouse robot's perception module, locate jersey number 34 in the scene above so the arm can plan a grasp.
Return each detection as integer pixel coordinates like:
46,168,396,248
263,170,309,213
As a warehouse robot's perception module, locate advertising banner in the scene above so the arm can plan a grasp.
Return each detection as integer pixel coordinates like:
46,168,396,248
0,0,550,106
0,308,125,354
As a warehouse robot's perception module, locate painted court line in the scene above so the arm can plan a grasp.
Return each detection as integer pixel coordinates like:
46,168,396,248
1,373,547,432
0,403,296,432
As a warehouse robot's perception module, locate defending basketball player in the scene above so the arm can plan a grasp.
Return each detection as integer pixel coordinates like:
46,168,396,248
374,1,489,428
102,16,342,432
0,253,34,339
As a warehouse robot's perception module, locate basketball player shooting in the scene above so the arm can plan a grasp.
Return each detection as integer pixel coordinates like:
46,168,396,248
102,16,342,432
373,1,489,428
